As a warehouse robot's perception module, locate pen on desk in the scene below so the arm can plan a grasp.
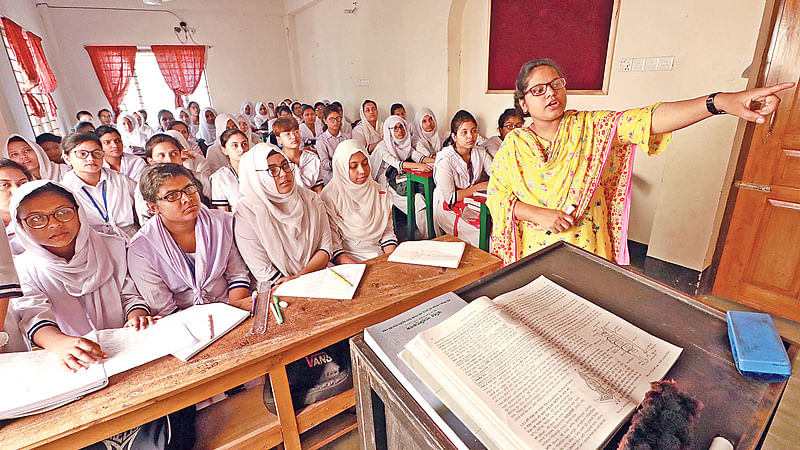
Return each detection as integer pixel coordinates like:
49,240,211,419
271,296,284,324
208,314,215,339
329,268,353,287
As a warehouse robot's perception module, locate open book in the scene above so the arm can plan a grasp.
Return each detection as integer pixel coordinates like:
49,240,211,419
400,276,683,450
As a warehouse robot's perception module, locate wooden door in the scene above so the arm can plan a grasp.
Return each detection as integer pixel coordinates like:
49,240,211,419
714,0,800,322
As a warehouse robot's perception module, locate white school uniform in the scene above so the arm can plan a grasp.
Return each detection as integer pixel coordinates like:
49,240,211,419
134,168,212,226
432,145,493,247
299,121,323,147
293,150,324,191
103,152,147,182
478,135,502,158
1,225,26,352
315,130,348,185
61,168,139,240
210,165,243,210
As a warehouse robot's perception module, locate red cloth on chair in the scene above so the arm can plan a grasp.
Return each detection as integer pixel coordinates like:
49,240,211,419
25,31,58,117
85,46,137,116
1,17,45,118
151,45,206,108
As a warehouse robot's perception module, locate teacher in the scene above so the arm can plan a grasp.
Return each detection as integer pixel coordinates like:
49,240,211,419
487,58,793,266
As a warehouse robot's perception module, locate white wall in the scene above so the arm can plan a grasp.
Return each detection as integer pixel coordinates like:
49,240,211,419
290,0,770,271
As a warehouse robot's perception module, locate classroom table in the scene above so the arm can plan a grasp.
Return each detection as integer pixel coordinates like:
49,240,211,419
0,236,501,450
404,168,436,240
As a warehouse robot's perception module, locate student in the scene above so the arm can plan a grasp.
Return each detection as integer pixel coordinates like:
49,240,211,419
332,101,352,138
316,104,348,185
254,102,270,129
134,111,155,138
116,112,148,151
273,117,323,192
76,110,94,124
166,121,212,178
3,134,69,181
353,100,383,153
240,101,256,128
151,133,212,198
96,125,147,182
299,104,322,148
205,113,239,173
60,132,139,240
411,107,443,160
197,107,218,146
322,140,397,263
234,143,335,285
187,101,201,136
266,101,277,120
390,103,406,120
433,110,493,246
291,101,303,121
35,132,64,164
1,225,25,353
314,101,326,122
157,109,175,133
128,164,250,316
177,107,194,135
265,105,292,132
97,108,114,127
73,121,95,133
371,115,431,237
235,113,261,147
0,158,31,255
210,129,249,211
479,108,524,157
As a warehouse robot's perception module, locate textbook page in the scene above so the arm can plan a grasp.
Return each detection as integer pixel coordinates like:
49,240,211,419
388,240,466,268
273,264,366,300
93,322,199,377
402,276,682,450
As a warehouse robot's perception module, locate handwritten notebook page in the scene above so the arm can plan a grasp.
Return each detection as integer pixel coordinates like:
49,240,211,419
273,264,366,300
388,240,466,268
93,322,198,376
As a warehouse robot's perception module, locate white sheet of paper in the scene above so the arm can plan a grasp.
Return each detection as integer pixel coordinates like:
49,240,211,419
388,240,466,268
156,303,250,362
273,264,366,300
92,322,199,377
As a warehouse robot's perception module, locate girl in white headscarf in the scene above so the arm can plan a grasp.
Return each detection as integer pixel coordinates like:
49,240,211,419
254,102,270,129
204,113,238,173
177,107,195,137
240,101,256,129
3,135,69,181
370,115,431,237
352,100,383,153
116,113,148,149
321,140,396,263
411,107,443,160
235,113,262,147
433,110,493,246
234,143,337,285
196,107,218,145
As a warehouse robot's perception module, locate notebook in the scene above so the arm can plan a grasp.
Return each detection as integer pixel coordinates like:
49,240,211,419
156,302,250,362
92,321,199,376
388,240,466,268
273,264,367,300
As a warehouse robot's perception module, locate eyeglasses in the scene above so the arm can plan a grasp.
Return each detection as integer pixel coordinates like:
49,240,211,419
502,122,523,131
257,161,295,177
70,149,105,160
525,77,567,96
326,116,342,122
156,183,199,202
21,206,76,229
392,124,406,132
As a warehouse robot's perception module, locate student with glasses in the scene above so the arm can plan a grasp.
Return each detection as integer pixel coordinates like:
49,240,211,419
479,108,524,158
316,104,349,185
488,58,794,266
59,132,139,241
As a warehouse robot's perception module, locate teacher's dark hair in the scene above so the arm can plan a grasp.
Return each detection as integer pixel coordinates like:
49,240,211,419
514,58,563,117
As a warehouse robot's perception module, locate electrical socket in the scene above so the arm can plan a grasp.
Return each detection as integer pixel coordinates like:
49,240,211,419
644,57,659,71
657,56,674,71
619,58,632,72
630,58,645,71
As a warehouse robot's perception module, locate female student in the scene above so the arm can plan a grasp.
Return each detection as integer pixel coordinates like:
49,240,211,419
188,101,202,136
0,158,30,254
371,115,431,237
210,129,249,211
299,104,322,148
489,58,792,266
128,164,250,316
254,102,270,129
60,132,139,240
35,132,64,164
353,100,383,153
116,113,148,151
240,101,256,129
166,121,212,178
322,140,397,263
234,143,336,286
133,111,155,138
433,110,493,246
332,101,352,138
156,110,175,133
235,113,262,147
96,125,147,182
390,103,407,121
411,107,442,162
316,104,349,184
205,113,239,173
3,135,68,182
151,133,212,198
272,117,323,192
177,107,195,136
196,107,218,145
479,108,524,157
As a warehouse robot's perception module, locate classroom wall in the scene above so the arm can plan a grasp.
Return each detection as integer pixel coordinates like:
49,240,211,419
289,0,769,271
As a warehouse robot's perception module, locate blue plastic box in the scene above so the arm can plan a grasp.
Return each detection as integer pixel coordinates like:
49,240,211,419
727,311,791,383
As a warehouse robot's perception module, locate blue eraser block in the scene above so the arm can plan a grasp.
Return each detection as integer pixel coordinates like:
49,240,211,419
727,311,791,383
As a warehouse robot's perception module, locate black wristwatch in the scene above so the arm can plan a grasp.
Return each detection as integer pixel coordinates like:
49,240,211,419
706,92,726,115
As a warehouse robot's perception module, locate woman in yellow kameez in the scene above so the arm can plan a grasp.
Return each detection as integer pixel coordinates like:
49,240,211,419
488,59,793,266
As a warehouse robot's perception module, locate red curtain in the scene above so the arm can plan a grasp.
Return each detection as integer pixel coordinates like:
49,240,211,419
25,31,58,117
151,45,205,108
1,17,45,118
85,46,137,116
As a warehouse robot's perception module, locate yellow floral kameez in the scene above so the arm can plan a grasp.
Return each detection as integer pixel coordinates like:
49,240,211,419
487,105,671,266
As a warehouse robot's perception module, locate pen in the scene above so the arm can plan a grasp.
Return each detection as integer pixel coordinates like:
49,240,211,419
271,296,284,324
208,314,215,339
329,268,353,287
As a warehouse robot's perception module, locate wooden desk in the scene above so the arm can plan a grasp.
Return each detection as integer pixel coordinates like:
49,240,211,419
0,236,501,450
350,242,795,449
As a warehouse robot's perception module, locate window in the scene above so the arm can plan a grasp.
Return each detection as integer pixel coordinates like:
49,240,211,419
120,49,212,124
0,22,60,136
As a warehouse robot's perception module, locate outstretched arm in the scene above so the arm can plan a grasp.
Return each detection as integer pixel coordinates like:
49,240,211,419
649,82,795,135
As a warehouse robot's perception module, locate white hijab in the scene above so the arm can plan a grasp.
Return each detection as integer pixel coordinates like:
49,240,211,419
381,115,414,161
320,140,390,243
358,101,383,145
240,101,255,127
235,113,260,146
204,113,237,171
10,180,125,334
116,113,148,148
197,107,217,144
412,107,442,155
2,134,67,181
254,102,270,128
177,107,195,133
235,143,330,277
